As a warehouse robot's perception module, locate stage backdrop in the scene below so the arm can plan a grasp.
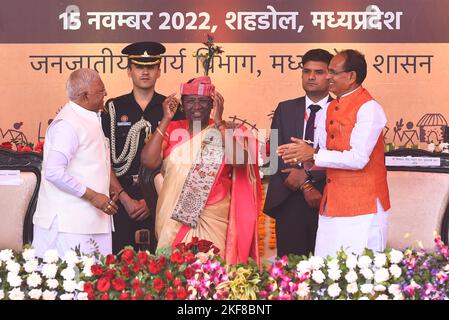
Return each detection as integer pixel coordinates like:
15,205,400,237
1,0,448,150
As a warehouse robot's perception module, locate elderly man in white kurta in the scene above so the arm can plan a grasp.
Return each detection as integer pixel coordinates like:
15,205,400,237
32,68,118,258
278,50,390,258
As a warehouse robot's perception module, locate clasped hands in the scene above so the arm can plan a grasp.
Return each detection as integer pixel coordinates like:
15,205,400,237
277,137,315,164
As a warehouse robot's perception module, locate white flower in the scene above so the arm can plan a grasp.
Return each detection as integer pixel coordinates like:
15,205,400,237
360,268,374,280
374,268,390,283
389,264,402,279
327,258,340,270
296,282,310,298
374,284,386,292
376,294,389,300
28,289,42,300
63,280,77,293
389,249,404,264
6,260,21,273
7,272,22,287
42,263,58,279
0,290,4,300
42,290,57,300
393,293,405,300
427,142,436,152
26,272,42,288
388,284,402,296
360,283,374,295
358,255,372,269
345,254,358,269
77,292,89,300
61,267,76,280
22,248,36,261
328,268,342,281
24,259,39,273
345,270,358,283
63,251,79,266
81,255,95,266
76,281,85,292
296,260,312,274
46,279,59,290
308,256,324,270
60,293,75,300
347,283,359,294
327,283,341,298
8,288,24,300
312,270,326,284
43,250,59,264
0,249,13,262
358,296,370,300
374,253,387,268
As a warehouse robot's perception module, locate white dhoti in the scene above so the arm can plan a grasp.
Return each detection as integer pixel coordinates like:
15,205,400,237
32,216,112,258
314,198,389,257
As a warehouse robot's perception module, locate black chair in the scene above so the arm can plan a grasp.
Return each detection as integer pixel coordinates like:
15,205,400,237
0,148,42,251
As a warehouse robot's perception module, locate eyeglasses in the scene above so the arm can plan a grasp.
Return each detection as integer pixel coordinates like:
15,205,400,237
328,69,350,76
85,89,107,96
182,97,211,108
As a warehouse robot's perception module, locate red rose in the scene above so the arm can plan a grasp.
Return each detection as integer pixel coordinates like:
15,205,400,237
105,254,115,265
87,292,95,300
132,278,141,290
21,145,33,152
170,250,184,264
173,278,183,288
91,264,103,276
183,267,194,279
158,256,166,267
134,287,144,299
153,278,165,292
97,277,111,293
121,248,135,264
112,277,126,291
100,294,109,300
165,270,173,282
144,295,153,300
184,252,195,264
132,262,142,273
176,287,188,300
119,292,130,300
138,251,149,264
165,287,176,300
148,259,160,274
104,268,115,279
121,265,130,278
0,142,12,149
84,282,94,294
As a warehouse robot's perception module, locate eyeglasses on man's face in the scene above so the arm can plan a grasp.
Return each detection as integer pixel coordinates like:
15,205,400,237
182,97,212,108
328,69,351,76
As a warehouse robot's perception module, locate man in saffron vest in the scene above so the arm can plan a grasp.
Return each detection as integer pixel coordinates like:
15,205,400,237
278,50,390,257
33,69,118,258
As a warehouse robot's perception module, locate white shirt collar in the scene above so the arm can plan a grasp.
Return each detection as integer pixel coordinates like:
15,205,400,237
340,86,361,98
305,94,330,112
68,100,101,119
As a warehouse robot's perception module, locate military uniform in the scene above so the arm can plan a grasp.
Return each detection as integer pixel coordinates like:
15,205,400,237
102,92,183,253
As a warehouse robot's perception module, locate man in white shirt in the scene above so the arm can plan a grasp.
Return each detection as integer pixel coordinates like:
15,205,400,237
264,49,333,257
277,49,391,258
32,68,118,258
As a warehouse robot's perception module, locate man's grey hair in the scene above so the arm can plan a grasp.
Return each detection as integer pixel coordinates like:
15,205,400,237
66,68,100,100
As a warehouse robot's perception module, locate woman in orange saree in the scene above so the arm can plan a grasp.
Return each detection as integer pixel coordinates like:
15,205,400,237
141,76,261,265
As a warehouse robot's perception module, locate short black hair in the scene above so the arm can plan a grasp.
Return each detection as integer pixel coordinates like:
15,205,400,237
301,49,333,66
339,49,367,84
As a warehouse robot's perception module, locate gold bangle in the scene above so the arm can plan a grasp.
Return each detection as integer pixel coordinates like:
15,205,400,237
156,127,167,138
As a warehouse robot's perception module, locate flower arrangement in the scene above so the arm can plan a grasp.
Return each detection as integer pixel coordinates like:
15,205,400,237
1,236,449,300
0,140,44,154
193,34,224,76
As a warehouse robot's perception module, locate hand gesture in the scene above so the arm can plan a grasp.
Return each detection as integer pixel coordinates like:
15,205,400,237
212,91,224,124
277,137,315,164
282,168,307,191
162,93,179,121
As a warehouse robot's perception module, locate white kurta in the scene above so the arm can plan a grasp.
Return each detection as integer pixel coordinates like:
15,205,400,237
313,87,389,257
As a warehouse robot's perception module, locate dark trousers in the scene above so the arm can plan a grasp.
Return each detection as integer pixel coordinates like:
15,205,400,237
112,182,155,254
274,192,319,257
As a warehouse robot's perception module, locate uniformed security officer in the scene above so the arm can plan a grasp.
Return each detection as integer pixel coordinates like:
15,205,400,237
101,42,184,254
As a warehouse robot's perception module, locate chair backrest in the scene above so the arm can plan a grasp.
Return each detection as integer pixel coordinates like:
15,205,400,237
0,148,42,251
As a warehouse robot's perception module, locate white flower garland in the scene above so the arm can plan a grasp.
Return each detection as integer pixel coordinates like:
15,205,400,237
108,101,151,177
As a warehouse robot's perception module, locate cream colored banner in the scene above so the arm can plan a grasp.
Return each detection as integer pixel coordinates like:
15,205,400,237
0,43,447,148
